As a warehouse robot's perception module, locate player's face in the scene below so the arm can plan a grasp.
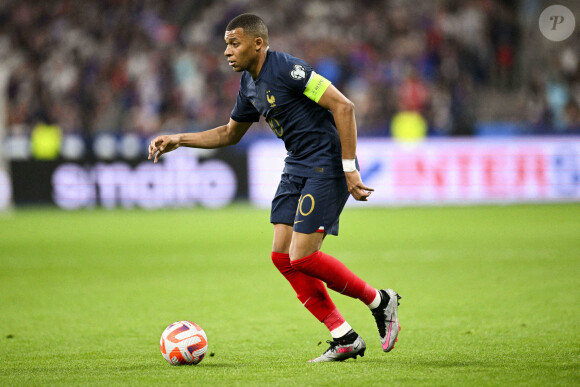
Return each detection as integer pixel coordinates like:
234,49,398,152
224,28,259,73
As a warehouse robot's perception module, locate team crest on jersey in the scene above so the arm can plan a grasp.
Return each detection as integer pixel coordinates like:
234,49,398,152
290,64,306,80
266,90,276,107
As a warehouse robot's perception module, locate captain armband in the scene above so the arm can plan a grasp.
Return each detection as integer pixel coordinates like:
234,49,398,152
303,72,331,103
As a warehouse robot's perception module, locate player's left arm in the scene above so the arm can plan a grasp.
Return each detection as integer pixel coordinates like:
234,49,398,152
315,82,374,201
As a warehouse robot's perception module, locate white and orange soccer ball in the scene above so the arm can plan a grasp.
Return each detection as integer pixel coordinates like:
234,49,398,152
160,321,208,365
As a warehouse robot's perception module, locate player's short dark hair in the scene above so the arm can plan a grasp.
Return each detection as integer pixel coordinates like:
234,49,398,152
226,13,269,45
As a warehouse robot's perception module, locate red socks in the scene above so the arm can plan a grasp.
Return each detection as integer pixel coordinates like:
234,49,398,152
271,250,377,335
271,252,345,331
291,250,377,305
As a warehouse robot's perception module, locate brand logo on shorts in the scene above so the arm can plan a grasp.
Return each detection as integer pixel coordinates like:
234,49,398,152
290,64,306,80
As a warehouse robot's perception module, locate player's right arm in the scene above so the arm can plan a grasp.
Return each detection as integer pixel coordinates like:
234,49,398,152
148,118,252,163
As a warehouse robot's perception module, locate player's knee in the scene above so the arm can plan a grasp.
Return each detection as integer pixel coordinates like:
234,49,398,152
272,223,292,254
288,241,301,261
271,252,292,275
289,234,324,261
288,245,317,262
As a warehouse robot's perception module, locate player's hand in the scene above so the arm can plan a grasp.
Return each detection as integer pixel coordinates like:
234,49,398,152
148,135,180,163
345,170,374,201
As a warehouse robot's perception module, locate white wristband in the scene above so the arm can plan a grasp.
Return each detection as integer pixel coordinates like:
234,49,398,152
342,159,356,173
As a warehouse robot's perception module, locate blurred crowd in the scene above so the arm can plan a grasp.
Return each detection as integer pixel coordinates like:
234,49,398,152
1,0,579,145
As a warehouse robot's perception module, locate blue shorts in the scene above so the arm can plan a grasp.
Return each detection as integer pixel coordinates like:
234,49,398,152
270,173,350,236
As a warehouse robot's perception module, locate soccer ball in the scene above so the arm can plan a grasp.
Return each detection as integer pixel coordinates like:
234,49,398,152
160,321,208,365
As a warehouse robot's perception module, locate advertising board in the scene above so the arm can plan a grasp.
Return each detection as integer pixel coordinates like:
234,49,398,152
249,137,580,207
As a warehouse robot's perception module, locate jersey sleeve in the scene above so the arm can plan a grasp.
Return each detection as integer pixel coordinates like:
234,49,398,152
277,54,331,103
277,55,313,93
230,89,260,123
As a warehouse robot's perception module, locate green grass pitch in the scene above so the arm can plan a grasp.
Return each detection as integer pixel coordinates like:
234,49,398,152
1,203,579,385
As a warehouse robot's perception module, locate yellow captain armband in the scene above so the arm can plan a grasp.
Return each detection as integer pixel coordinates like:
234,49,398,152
303,72,331,103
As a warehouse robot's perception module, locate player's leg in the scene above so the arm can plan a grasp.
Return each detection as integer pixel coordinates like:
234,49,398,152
271,224,357,353
271,223,336,323
283,177,371,361
269,175,357,359
281,230,364,362
288,177,378,307
272,221,293,254
289,176,401,353
290,231,378,305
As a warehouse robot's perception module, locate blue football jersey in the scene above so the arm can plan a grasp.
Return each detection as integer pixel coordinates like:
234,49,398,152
231,50,343,178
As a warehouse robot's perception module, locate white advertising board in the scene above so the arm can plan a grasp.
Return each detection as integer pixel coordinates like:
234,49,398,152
248,137,580,207
0,167,10,210
51,151,238,210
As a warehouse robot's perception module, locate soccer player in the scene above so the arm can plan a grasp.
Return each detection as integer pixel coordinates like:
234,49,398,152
148,13,401,362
